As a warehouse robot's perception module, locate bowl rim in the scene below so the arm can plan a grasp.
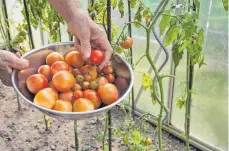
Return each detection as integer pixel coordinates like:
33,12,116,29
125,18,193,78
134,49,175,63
11,41,134,116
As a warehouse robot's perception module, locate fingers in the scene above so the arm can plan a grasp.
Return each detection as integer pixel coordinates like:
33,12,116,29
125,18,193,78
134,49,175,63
0,68,12,86
79,38,91,59
0,51,29,70
98,38,113,71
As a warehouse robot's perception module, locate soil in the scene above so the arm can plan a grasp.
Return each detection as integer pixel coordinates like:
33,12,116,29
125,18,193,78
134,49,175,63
0,82,200,151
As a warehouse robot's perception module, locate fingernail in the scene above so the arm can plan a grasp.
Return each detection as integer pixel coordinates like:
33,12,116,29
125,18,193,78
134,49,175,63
84,52,91,58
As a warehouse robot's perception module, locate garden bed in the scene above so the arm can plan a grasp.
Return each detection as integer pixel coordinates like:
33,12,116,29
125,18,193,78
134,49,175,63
0,82,199,151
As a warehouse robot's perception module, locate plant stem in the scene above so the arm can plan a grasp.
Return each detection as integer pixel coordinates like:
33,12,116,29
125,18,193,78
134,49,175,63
145,29,165,151
44,114,49,131
102,114,108,150
134,53,146,68
74,120,79,151
23,0,35,49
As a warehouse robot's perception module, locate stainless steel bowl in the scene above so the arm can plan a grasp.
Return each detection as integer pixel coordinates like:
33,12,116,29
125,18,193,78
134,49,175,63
11,42,134,120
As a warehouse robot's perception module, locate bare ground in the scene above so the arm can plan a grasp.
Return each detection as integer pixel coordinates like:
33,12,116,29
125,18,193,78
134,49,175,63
0,82,200,151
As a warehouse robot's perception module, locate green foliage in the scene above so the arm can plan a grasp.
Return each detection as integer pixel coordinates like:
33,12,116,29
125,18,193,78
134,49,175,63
19,0,65,43
222,0,228,11
118,0,125,18
176,97,186,109
163,25,181,47
159,10,171,36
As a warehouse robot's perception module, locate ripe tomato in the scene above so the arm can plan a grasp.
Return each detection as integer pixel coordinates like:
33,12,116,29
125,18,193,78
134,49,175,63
52,100,73,112
83,89,101,109
84,74,92,82
119,37,133,49
76,75,84,83
45,88,58,100
33,88,56,109
46,52,64,66
89,49,105,65
52,70,75,92
38,65,52,80
73,98,95,112
72,83,82,91
103,65,113,74
98,83,119,105
95,77,108,86
26,74,48,94
50,61,70,75
72,68,81,77
65,51,84,68
59,91,74,103
73,90,83,100
80,65,97,80
106,74,115,83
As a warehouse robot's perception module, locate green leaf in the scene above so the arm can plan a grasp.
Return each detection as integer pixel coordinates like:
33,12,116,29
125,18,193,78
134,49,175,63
142,73,152,90
159,11,171,36
142,7,151,18
130,0,137,8
178,40,190,52
197,27,204,46
123,134,129,145
164,26,181,47
170,17,177,26
134,6,143,28
132,130,141,145
193,0,200,15
222,0,228,11
172,44,184,68
176,97,186,109
111,0,117,9
114,128,121,136
118,0,124,18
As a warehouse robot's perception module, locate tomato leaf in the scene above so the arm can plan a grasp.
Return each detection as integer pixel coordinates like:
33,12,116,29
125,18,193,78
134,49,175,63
172,43,184,68
132,130,141,145
111,0,117,9
118,0,125,18
114,128,121,136
176,97,186,109
134,5,144,28
123,134,129,145
143,7,151,19
222,0,228,11
164,25,181,47
142,73,152,90
193,0,200,15
159,10,171,36
178,40,190,52
130,0,137,8
197,27,204,46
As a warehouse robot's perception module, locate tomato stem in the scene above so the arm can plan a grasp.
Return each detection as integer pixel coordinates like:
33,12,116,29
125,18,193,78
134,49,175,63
102,114,109,150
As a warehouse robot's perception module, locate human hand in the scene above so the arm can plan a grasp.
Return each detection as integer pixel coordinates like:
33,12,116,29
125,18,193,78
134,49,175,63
0,50,29,86
67,8,113,71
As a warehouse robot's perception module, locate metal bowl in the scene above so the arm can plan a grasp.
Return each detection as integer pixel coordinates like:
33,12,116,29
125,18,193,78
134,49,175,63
11,42,134,120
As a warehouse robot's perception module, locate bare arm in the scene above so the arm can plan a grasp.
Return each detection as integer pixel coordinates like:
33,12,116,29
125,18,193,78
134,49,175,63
47,0,81,23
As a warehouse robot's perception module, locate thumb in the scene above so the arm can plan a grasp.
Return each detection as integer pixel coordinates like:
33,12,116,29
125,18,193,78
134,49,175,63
79,39,91,59
9,56,29,70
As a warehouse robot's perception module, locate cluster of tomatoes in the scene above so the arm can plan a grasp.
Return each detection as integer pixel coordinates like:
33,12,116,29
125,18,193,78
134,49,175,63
25,48,122,112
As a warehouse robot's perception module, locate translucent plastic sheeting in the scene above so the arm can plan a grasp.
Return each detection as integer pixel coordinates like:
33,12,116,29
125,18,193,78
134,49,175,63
171,0,228,150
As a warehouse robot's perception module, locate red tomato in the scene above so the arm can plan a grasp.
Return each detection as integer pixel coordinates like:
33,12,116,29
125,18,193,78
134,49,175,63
50,61,70,76
103,65,113,74
73,98,95,112
98,83,119,105
96,77,108,86
65,51,84,68
106,74,115,83
26,74,48,94
59,91,74,103
83,89,101,109
52,70,75,92
38,65,52,80
119,37,133,49
89,49,105,65
73,90,83,100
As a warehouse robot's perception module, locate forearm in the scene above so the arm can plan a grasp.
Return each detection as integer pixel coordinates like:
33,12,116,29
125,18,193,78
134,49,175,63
47,0,81,23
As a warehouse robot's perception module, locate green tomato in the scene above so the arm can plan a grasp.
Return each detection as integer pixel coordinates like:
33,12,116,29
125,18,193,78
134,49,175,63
116,46,124,54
